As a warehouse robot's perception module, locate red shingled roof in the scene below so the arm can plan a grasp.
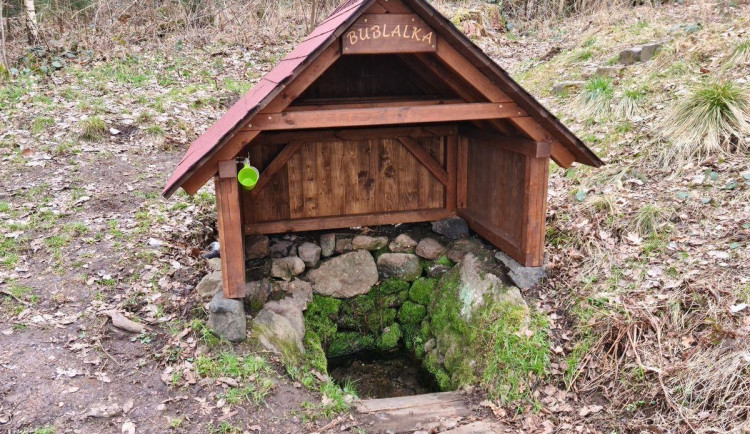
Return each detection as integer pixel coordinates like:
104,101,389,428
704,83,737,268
163,0,602,198
162,0,373,197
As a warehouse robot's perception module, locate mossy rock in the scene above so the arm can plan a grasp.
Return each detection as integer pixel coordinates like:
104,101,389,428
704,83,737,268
304,295,341,345
377,323,402,350
409,277,437,305
379,277,410,294
423,350,451,390
303,330,328,373
398,301,427,324
328,332,376,357
402,323,419,352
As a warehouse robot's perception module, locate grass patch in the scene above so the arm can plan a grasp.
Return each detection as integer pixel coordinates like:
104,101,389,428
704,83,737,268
574,76,614,119
80,116,108,141
31,116,55,135
195,351,275,405
616,88,645,119
659,79,750,166
725,39,750,69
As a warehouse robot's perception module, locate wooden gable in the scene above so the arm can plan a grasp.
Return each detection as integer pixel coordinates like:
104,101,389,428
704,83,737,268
163,0,603,298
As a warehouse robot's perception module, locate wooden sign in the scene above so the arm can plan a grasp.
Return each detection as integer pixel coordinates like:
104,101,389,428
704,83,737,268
342,14,437,54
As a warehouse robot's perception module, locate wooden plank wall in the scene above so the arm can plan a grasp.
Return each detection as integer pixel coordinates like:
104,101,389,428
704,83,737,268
242,133,447,225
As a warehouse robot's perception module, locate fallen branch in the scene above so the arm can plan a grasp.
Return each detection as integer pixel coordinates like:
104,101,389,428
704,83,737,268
101,310,146,333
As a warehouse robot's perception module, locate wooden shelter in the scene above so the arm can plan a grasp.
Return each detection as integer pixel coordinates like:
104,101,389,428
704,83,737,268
163,0,603,299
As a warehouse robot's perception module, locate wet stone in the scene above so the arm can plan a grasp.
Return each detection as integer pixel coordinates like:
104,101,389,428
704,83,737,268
320,233,336,257
432,217,469,239
245,235,269,259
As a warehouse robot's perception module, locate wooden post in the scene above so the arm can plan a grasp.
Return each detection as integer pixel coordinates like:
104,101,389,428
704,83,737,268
520,143,551,267
215,160,246,299
445,135,457,212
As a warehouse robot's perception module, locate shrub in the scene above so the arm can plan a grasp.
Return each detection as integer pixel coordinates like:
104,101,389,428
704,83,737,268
660,79,750,165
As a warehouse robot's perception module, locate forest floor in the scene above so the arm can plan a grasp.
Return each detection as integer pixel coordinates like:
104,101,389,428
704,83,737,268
1,1,749,433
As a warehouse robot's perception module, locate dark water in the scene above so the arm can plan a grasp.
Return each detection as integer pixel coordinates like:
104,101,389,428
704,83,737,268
328,351,437,399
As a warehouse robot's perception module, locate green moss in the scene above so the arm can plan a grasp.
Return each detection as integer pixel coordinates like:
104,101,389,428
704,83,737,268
304,330,328,373
402,323,419,351
434,255,454,268
429,268,476,344
328,332,376,357
409,277,437,305
398,301,427,324
379,277,410,294
377,323,402,350
304,295,341,346
481,304,550,404
423,350,451,390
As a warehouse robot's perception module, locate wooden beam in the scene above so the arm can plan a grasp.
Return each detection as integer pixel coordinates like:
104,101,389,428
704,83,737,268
255,125,458,146
179,43,342,195
457,135,468,210
249,141,303,196
215,161,246,299
520,154,549,267
458,208,532,265
285,98,463,111
246,208,452,234
433,40,572,164
459,127,552,158
445,135,457,212
397,137,449,186
244,103,525,131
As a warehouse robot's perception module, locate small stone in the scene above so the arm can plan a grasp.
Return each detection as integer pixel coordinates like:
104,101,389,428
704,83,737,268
495,251,547,289
619,47,642,65
424,338,436,352
320,234,336,257
425,263,451,278
416,238,445,260
209,293,246,342
271,256,305,281
640,43,662,61
206,257,222,272
297,242,322,268
244,279,274,308
377,253,422,281
446,238,485,263
307,250,379,298
551,80,584,95
352,235,388,251
432,217,469,239
335,237,353,254
592,66,622,78
245,235,269,259
389,234,418,253
147,237,163,247
277,279,313,311
269,240,293,258
196,271,222,299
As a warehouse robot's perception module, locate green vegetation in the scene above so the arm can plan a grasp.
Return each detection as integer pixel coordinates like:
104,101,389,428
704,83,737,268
726,39,750,68
195,351,274,405
660,79,750,165
409,277,437,305
80,116,108,141
575,76,615,118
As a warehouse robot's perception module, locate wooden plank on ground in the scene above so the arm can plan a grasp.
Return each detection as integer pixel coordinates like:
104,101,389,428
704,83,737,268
355,392,475,434
443,421,508,433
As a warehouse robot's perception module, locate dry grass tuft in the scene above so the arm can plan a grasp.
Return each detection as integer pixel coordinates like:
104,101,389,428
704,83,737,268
574,76,615,119
659,79,750,166
615,88,645,119
725,39,750,69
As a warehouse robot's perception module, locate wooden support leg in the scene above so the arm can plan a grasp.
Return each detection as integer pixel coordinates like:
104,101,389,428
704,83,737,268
215,160,246,299
520,151,550,267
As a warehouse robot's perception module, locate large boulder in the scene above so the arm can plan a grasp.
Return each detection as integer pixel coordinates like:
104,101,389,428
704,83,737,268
320,234,336,257
454,253,526,320
263,297,305,340
307,250,379,298
432,217,469,239
298,242,321,268
208,292,246,342
416,238,445,260
271,256,305,281
377,253,422,281
389,233,418,253
495,251,546,290
196,271,222,299
352,235,388,251
252,309,304,355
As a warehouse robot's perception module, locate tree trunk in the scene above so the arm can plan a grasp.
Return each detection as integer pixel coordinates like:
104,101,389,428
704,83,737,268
0,0,7,68
24,0,39,44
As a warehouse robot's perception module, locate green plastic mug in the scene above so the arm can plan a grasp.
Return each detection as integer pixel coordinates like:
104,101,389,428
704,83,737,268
237,162,259,191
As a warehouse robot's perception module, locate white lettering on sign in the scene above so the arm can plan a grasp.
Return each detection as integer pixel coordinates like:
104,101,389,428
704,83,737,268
346,25,434,46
